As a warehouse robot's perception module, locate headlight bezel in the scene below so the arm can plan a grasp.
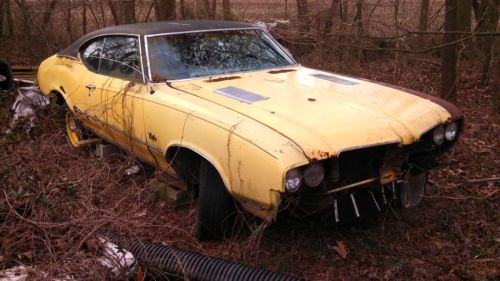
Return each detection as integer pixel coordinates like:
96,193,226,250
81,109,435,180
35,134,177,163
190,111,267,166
285,167,302,193
303,162,325,187
432,125,445,145
445,122,458,141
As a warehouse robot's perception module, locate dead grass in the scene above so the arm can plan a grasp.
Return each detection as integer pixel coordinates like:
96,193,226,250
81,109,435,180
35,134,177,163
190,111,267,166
0,56,498,280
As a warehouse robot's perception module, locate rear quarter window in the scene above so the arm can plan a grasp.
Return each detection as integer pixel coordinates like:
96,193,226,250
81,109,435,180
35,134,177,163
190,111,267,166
80,38,105,73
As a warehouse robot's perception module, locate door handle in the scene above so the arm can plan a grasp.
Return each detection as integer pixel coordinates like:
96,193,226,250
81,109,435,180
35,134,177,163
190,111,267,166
85,84,96,90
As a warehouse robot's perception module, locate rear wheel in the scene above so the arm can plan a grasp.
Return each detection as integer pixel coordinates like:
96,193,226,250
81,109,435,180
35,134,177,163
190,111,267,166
65,110,87,148
196,161,236,241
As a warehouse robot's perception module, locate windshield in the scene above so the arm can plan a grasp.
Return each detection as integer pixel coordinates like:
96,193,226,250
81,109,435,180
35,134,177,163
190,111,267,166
147,29,295,81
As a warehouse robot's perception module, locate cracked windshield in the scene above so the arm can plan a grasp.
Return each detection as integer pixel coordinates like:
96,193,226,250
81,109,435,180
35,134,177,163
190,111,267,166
147,29,294,81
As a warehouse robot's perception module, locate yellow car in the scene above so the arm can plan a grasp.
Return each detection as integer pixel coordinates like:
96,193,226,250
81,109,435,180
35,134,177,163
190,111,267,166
37,20,463,240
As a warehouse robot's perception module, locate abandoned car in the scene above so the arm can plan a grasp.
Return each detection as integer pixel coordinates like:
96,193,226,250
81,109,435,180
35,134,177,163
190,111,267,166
37,20,463,240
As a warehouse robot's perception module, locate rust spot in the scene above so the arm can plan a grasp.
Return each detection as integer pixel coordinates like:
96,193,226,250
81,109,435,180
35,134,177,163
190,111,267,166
151,75,166,83
308,98,316,102
310,149,331,160
204,76,241,82
268,69,297,74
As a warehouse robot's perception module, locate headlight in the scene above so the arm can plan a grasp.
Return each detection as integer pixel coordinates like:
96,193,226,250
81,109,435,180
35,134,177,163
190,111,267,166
303,163,325,187
432,125,445,145
285,168,302,192
445,122,458,141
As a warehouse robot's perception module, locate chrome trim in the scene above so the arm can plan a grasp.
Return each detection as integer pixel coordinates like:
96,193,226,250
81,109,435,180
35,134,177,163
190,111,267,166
67,33,147,84
144,27,260,38
137,35,146,83
337,140,401,156
350,194,360,217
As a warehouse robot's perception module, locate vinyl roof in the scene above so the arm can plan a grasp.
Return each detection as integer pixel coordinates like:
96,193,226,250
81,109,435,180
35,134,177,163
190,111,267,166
58,20,258,58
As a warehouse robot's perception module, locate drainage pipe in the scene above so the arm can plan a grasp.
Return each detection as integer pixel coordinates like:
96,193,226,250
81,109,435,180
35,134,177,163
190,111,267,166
104,233,302,281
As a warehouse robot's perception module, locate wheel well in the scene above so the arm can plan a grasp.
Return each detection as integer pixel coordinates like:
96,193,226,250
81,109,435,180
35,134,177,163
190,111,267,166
49,90,66,105
166,146,204,186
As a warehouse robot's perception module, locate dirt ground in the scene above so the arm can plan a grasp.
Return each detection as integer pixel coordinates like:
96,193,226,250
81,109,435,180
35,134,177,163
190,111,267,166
0,58,498,280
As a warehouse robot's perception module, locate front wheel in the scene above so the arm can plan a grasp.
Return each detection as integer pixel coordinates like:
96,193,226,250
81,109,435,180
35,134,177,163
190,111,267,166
196,161,236,241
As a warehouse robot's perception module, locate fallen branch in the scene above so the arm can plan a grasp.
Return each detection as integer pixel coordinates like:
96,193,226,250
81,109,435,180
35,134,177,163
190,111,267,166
467,177,500,183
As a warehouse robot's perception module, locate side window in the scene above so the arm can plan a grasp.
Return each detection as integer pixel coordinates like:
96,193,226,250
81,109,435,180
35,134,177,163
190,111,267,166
100,36,141,82
81,38,105,73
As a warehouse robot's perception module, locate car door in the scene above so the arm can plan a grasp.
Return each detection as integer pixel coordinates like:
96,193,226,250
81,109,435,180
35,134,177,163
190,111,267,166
71,37,110,135
96,35,156,160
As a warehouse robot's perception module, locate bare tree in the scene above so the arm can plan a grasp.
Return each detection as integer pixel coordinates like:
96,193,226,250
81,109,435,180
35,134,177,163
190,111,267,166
123,0,136,24
203,0,210,19
107,0,135,25
354,0,363,36
441,0,458,100
222,0,232,20
82,1,87,34
473,0,499,86
456,0,472,32
156,0,176,21
418,0,430,32
211,0,217,19
296,0,309,33
66,0,72,44
324,0,342,36
42,0,60,28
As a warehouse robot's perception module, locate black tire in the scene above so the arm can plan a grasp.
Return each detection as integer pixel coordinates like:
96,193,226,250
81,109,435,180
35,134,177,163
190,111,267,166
196,161,236,241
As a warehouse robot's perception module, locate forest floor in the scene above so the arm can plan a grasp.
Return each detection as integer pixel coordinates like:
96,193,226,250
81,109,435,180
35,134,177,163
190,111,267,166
0,58,498,280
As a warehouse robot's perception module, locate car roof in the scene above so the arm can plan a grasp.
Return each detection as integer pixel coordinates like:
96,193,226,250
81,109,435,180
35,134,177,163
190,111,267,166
58,20,258,58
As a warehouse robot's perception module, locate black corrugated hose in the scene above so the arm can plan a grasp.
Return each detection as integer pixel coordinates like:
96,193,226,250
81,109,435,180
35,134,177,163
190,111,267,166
103,233,302,281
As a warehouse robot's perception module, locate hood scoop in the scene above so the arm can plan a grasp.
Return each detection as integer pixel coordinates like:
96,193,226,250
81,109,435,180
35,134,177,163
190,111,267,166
311,73,359,85
214,86,268,104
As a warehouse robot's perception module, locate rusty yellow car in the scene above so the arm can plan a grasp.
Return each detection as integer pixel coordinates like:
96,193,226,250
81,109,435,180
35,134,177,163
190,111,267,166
37,20,463,241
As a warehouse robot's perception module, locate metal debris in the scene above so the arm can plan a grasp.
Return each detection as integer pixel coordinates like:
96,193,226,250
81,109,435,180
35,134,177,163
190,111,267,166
9,87,49,134
124,165,141,176
97,238,137,279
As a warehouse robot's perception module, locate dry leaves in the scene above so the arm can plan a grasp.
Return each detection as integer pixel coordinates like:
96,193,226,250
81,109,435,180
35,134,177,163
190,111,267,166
328,240,348,259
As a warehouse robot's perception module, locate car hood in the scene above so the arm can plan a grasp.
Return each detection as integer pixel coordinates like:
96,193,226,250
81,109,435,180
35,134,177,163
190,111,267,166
172,66,453,160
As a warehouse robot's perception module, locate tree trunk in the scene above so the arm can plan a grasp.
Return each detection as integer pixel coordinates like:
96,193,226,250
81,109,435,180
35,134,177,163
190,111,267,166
354,0,363,36
42,0,60,28
324,0,341,36
100,0,106,26
474,0,499,86
107,0,120,25
66,0,72,44
5,0,12,36
157,0,176,21
180,0,185,19
492,37,500,113
0,0,5,37
222,0,231,20
456,0,471,32
82,2,87,34
441,0,458,100
203,0,210,18
123,0,136,24
418,0,430,31
211,0,217,19
296,0,309,32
